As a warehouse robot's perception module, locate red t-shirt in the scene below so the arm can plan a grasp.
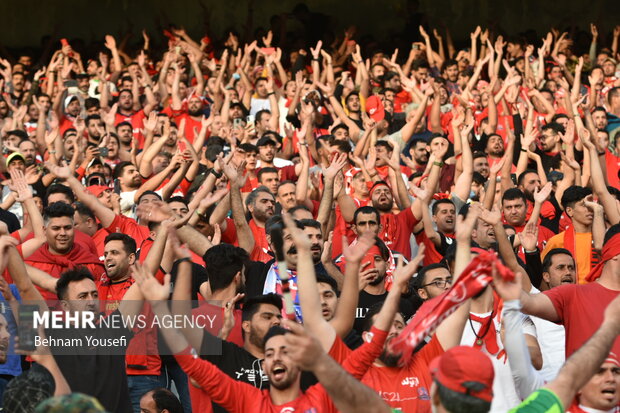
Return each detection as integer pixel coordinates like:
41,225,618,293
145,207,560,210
329,332,443,412
98,277,161,376
379,207,419,260
249,219,271,263
192,302,244,348
114,110,147,147
175,347,337,413
543,282,620,358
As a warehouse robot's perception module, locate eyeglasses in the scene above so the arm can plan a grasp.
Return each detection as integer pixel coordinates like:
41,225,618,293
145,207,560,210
422,277,453,289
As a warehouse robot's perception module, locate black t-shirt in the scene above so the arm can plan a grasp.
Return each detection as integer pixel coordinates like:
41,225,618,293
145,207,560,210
48,310,133,413
353,290,388,333
0,208,20,233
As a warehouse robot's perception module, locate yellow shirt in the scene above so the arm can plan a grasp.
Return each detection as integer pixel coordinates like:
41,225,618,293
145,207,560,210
541,231,592,284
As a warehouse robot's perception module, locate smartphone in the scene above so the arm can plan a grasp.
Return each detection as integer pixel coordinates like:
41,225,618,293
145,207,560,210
99,147,109,157
233,118,243,128
412,44,419,50
178,140,187,153
18,304,39,352
261,47,276,55
175,46,181,55
246,115,255,125
60,38,73,57
113,178,121,194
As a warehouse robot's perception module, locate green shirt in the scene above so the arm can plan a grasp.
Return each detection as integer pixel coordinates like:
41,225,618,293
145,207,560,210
510,388,564,413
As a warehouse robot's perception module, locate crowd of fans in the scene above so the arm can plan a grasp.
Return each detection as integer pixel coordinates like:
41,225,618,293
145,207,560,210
0,18,619,413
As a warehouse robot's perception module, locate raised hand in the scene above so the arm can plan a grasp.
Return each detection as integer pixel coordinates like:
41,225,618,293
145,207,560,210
136,200,173,223
133,261,171,302
480,206,502,226
310,40,323,60
518,221,539,252
343,231,375,264
393,243,426,291
104,35,117,50
9,168,32,202
323,152,348,180
456,203,482,243
533,182,552,204
282,213,312,251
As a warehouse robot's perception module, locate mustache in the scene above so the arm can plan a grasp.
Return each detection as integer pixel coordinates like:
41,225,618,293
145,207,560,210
287,246,297,255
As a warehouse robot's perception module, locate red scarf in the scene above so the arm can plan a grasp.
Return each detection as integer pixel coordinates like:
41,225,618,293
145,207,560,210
26,243,103,278
563,223,600,274
390,250,514,365
586,232,620,282
469,296,502,355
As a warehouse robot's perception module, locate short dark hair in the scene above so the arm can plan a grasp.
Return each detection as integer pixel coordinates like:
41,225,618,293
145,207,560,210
561,186,592,210
56,267,94,300
258,167,279,183
432,199,455,216
238,143,258,154
353,206,380,226
148,388,183,413
73,202,95,221
84,97,100,111
113,161,135,180
502,188,527,205
288,205,312,216
316,273,339,296
517,170,538,187
375,140,393,152
541,122,564,135
262,325,289,349
472,151,487,161
116,121,132,130
44,202,75,223
542,248,574,273
85,114,101,125
361,301,404,333
104,233,137,255
255,109,271,124
167,196,188,207
435,380,491,413
242,293,283,322
202,244,249,292
298,219,321,231
137,191,162,204
415,262,450,289
246,186,274,208
46,184,75,205
331,123,348,134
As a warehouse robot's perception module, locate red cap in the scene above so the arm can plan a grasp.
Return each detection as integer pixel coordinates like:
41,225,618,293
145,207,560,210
429,346,494,403
86,185,110,197
365,95,385,122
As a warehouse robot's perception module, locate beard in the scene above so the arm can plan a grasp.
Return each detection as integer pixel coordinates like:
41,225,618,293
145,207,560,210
379,338,401,367
248,326,264,350
368,273,385,286
189,107,203,117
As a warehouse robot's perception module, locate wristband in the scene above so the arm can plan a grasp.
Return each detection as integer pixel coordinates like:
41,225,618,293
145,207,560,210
598,151,606,156
520,148,527,152
267,91,275,96
195,210,204,217
524,249,538,254
48,150,57,154
210,169,223,179
433,161,444,167
311,58,320,62
177,257,191,264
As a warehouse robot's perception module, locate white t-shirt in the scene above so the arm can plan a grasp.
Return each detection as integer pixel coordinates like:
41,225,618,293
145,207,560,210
529,286,566,382
250,97,271,116
119,190,138,218
461,309,537,413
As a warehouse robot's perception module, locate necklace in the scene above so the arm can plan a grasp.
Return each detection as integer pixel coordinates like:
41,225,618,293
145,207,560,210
469,309,496,347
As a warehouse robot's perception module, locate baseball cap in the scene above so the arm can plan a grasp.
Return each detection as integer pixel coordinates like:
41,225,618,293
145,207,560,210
256,136,278,147
35,393,109,412
365,95,385,122
429,346,494,403
86,185,111,197
3,364,56,412
6,152,26,166
64,95,79,110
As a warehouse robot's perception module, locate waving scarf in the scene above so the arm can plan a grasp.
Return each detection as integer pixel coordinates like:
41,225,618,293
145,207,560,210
390,250,514,365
